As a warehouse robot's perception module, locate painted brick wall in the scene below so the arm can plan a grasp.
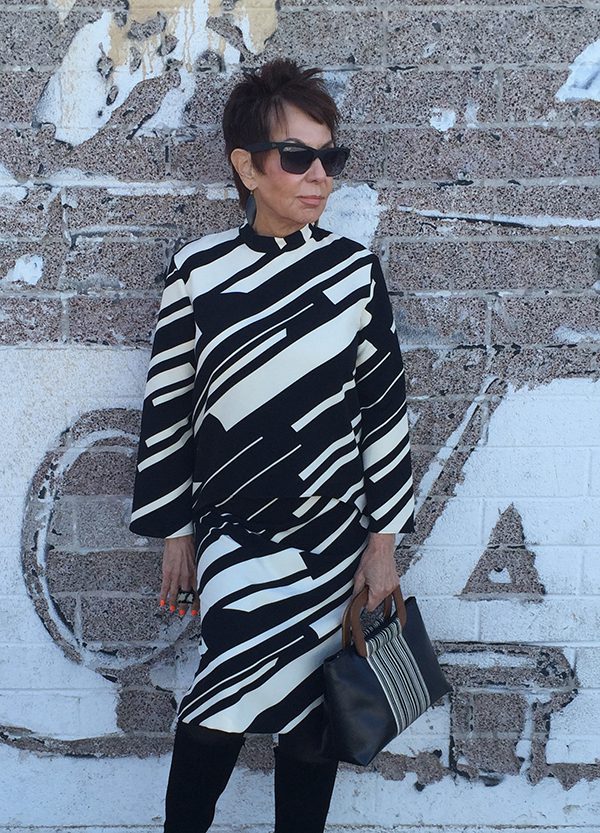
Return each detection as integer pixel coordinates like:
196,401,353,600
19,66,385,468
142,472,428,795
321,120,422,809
1,0,599,830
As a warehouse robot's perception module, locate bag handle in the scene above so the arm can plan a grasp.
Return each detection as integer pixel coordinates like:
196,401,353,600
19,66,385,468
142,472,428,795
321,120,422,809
341,586,407,658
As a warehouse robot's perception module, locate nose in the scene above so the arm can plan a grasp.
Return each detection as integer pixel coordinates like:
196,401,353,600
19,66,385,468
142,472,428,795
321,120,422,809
307,157,328,181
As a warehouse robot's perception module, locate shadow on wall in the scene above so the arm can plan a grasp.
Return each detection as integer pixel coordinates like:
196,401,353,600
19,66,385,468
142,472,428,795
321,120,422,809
4,375,599,790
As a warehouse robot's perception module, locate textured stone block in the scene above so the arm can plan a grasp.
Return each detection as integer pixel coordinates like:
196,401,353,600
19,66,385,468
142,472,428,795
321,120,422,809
0,9,100,66
75,497,143,549
454,736,522,776
0,240,66,290
501,67,600,124
184,71,238,126
67,296,158,345
402,347,488,397
338,68,497,127
0,187,64,241
168,128,230,182
116,688,176,732
60,237,167,291
46,497,76,548
61,449,136,495
0,69,50,123
337,127,384,181
377,184,496,238
69,407,142,446
408,397,483,447
80,596,161,642
392,296,487,347
386,125,600,182
385,239,599,292
488,345,598,390
0,298,63,344
65,188,243,239
262,9,385,67
472,692,526,733
491,297,600,346
494,182,600,221
387,8,600,66
46,550,162,593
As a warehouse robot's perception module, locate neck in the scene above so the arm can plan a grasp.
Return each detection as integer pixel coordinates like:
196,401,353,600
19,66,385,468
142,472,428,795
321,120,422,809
251,210,306,239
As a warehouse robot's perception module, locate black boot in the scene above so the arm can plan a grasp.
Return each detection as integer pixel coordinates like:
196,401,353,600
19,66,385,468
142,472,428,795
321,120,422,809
164,720,244,833
273,746,338,833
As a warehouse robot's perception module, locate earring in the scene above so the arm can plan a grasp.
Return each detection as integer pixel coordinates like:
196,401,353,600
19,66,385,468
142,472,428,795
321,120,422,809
245,191,256,226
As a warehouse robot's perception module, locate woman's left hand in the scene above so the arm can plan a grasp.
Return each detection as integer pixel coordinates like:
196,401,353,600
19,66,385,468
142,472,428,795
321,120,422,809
352,532,399,612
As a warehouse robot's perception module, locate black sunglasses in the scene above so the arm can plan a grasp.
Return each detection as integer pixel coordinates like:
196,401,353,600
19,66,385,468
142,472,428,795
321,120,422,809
243,141,350,177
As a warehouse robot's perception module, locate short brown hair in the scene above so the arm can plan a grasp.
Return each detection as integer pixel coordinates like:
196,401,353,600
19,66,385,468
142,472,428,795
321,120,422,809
223,59,340,209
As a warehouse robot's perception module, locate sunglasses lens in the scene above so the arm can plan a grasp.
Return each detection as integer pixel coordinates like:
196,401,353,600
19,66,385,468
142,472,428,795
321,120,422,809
279,146,315,174
321,148,349,176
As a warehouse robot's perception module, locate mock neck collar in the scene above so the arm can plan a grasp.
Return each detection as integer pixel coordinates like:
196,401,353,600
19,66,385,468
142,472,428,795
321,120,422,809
239,221,317,254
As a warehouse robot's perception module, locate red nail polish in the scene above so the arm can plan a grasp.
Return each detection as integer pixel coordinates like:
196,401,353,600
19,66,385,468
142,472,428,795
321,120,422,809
191,609,198,617
159,599,166,608
169,605,175,613
179,608,185,616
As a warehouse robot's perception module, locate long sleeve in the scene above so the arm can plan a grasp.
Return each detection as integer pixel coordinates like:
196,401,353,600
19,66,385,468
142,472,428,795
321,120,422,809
355,257,415,534
130,257,197,538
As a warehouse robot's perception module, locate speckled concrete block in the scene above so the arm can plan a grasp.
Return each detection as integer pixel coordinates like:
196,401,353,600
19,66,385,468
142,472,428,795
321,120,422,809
80,596,162,642
67,296,158,345
46,550,162,593
0,240,67,290
492,296,600,345
386,239,599,292
261,9,385,67
116,688,176,732
0,70,50,124
0,298,63,344
402,347,489,397
168,127,230,181
501,67,600,124
65,188,243,239
0,8,101,67
408,397,484,447
392,295,487,347
387,7,600,66
386,125,600,182
61,449,136,495
60,238,167,291
337,127,385,181
75,496,143,550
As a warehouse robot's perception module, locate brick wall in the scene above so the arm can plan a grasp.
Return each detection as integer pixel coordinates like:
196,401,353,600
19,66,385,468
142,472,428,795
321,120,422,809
1,0,600,830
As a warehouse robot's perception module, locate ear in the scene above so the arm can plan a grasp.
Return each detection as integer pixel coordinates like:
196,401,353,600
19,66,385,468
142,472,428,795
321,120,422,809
230,148,257,191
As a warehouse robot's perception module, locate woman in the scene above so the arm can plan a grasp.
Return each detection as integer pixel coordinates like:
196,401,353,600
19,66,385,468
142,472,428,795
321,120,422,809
130,59,414,833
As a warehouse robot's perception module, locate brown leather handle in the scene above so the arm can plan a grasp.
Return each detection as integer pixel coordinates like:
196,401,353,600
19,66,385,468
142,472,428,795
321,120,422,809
341,585,407,658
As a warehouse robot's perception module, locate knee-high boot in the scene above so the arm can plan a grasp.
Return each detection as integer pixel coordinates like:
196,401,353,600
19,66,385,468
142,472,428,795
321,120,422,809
273,746,338,833
164,720,244,833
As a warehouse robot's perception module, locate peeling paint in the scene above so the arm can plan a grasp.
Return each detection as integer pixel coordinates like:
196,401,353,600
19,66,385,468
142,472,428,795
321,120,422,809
398,204,600,230
553,325,600,344
321,183,383,249
47,0,78,23
556,39,600,104
430,108,457,132
2,255,44,286
34,0,278,145
231,0,278,53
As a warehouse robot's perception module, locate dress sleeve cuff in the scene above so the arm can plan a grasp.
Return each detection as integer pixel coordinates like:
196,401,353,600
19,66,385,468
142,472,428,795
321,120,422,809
165,522,195,539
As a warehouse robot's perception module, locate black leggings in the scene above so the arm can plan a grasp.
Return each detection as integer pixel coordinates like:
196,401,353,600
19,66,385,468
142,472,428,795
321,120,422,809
164,706,338,833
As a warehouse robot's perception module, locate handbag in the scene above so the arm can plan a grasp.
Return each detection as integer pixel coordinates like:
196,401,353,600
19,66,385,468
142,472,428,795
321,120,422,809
322,585,452,766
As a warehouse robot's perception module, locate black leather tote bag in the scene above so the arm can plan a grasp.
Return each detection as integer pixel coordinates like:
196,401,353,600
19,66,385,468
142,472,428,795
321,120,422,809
323,586,452,766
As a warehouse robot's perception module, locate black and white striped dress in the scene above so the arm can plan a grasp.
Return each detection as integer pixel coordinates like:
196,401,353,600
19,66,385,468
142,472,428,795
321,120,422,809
130,221,414,734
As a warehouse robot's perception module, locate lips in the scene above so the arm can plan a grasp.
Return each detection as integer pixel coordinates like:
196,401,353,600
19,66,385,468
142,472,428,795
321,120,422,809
299,196,322,205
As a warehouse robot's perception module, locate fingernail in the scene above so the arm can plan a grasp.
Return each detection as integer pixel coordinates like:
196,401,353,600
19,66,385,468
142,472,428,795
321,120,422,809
159,599,166,608
169,605,176,613
178,609,185,616
191,609,198,617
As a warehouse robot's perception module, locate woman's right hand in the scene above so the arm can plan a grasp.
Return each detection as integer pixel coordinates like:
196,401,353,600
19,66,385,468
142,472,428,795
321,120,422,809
160,534,199,616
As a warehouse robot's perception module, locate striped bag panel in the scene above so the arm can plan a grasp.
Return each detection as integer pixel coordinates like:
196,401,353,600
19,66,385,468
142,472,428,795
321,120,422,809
365,618,431,733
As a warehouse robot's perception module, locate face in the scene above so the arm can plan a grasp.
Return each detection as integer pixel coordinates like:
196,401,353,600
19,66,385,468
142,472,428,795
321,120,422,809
235,102,335,238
